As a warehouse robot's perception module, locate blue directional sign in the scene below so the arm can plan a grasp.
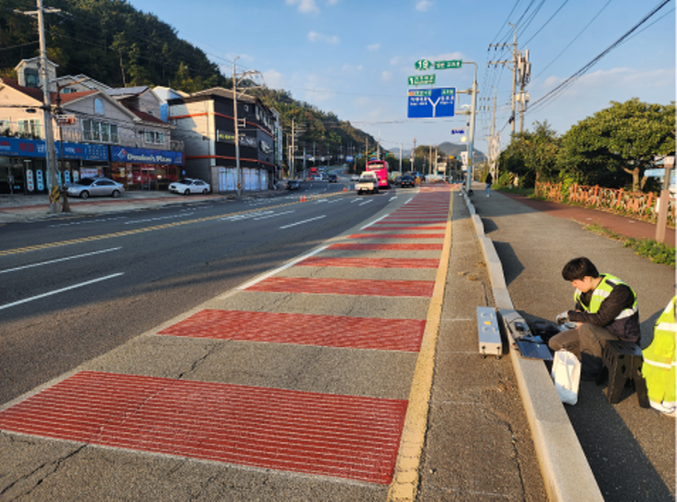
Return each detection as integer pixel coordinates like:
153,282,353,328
407,87,456,118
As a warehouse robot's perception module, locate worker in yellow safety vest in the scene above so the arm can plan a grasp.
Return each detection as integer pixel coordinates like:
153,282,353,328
642,296,676,416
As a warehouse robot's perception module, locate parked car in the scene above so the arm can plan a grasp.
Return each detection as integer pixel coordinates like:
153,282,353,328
286,180,301,190
400,175,415,188
350,174,359,182
327,174,338,183
169,178,211,195
67,177,124,199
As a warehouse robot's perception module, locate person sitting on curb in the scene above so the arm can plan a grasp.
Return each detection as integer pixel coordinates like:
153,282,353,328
642,296,676,416
549,257,640,381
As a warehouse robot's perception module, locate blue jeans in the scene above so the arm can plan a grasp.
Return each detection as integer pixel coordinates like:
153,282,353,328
485,183,491,196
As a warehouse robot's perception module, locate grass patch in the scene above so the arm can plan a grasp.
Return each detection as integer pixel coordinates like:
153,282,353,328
496,186,535,197
585,223,675,267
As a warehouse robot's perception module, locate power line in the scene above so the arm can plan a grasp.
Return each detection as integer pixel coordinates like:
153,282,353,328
532,0,614,81
529,0,673,114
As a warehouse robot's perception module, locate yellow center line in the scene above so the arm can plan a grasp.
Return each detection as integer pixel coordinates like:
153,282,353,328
0,194,341,257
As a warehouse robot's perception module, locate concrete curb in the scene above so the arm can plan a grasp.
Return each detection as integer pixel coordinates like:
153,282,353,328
460,189,604,502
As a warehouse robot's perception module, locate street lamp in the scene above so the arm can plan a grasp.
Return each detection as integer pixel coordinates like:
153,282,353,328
232,57,263,197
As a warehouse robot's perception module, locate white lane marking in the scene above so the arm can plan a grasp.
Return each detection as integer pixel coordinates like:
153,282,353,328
350,199,361,204
0,273,124,311
222,210,273,221
49,216,128,228
125,213,194,225
361,214,388,230
279,215,326,229
359,200,374,206
404,197,414,204
237,246,329,290
389,196,398,201
253,210,295,220
0,247,122,275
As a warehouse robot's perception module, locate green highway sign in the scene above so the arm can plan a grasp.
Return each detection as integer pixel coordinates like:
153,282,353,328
414,59,433,71
435,60,462,70
408,74,436,86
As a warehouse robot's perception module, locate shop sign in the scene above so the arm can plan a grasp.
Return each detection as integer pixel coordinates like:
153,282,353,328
36,169,45,191
111,146,183,165
259,140,273,154
0,137,108,161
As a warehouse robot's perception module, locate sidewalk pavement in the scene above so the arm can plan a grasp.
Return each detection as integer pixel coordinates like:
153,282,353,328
0,189,282,223
501,191,676,246
468,185,675,501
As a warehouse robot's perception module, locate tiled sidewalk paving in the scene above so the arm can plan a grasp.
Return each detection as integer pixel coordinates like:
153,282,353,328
0,187,451,495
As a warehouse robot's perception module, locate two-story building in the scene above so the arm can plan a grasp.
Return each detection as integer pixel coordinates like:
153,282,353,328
0,58,183,194
168,87,279,192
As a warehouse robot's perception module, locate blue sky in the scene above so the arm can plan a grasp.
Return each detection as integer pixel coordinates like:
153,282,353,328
127,0,675,156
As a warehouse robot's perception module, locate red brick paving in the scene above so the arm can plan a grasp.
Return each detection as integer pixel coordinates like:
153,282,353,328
245,277,435,297
0,371,407,484
158,310,426,352
297,257,440,268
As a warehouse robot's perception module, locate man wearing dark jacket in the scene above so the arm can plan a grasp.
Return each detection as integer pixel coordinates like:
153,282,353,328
549,257,639,380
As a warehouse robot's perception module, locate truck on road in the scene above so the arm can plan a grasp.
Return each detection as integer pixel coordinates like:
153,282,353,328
356,172,379,195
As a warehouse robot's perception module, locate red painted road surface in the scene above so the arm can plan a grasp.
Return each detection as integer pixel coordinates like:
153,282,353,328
348,233,445,239
245,277,435,297
159,310,426,352
364,225,447,231
297,257,440,269
329,243,443,251
0,371,407,484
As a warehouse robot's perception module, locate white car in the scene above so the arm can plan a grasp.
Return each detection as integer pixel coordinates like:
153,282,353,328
169,178,211,195
350,174,359,182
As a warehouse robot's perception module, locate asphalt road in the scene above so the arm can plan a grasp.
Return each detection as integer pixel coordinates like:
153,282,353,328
0,182,414,404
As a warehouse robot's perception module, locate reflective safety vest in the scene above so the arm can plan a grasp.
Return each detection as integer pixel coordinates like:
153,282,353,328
642,297,676,409
574,274,638,319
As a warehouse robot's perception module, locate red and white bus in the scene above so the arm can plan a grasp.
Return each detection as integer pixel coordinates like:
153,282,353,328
365,159,390,188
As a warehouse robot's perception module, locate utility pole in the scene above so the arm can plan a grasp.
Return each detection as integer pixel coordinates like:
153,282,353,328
290,118,295,179
19,0,60,213
488,23,518,135
517,49,531,133
232,58,262,197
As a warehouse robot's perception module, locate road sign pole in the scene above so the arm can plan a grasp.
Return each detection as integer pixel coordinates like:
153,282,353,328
465,62,478,194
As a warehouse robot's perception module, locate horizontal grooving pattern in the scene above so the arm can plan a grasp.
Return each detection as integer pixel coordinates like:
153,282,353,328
297,257,440,269
159,310,426,352
245,277,435,297
0,371,407,484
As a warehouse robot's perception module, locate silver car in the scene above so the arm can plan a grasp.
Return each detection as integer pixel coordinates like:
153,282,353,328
169,178,211,195
67,178,124,199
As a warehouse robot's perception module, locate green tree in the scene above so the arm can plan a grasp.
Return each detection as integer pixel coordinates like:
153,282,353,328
498,121,560,187
556,98,675,192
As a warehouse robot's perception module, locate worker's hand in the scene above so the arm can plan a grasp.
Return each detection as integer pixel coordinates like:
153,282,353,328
556,311,570,325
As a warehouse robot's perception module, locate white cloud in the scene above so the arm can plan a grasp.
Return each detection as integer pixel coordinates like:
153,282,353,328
286,0,319,14
416,1,433,12
263,69,285,90
341,63,363,72
367,43,380,51
381,71,392,81
308,31,340,45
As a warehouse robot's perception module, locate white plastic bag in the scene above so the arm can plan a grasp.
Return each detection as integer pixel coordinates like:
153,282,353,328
551,350,581,405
